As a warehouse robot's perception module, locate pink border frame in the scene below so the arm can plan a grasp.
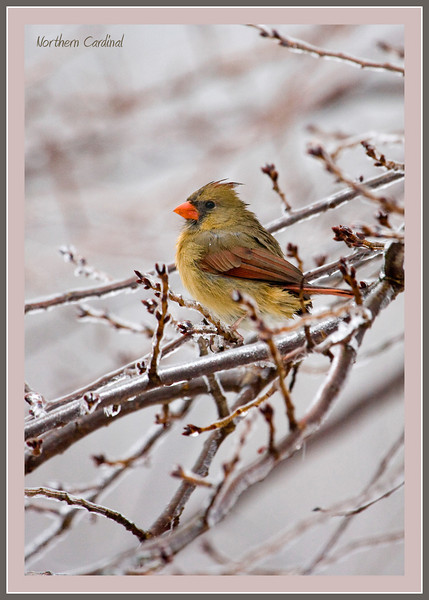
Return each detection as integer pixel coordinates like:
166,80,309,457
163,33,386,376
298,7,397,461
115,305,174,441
10,6,422,594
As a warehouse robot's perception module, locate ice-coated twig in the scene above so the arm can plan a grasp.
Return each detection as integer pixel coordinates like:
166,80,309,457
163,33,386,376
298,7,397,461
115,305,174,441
233,291,299,431
361,140,405,172
247,25,404,76
183,378,278,436
59,245,112,282
25,487,150,543
77,304,154,336
307,143,404,215
146,264,170,384
302,430,404,574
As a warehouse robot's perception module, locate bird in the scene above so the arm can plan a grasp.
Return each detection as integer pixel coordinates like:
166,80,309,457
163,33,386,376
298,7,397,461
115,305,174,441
174,180,354,325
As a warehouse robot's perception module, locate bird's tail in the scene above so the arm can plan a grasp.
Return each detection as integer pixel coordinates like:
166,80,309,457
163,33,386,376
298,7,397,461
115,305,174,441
286,284,355,298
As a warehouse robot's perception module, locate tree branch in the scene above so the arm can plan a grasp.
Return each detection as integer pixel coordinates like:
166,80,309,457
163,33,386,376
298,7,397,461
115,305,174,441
248,25,404,76
25,487,150,543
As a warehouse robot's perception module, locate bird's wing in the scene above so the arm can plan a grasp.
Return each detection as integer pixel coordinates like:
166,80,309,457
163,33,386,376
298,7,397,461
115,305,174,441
200,246,304,285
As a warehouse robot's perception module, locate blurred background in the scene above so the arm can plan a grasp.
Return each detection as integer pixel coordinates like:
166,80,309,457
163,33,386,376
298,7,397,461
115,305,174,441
25,23,404,576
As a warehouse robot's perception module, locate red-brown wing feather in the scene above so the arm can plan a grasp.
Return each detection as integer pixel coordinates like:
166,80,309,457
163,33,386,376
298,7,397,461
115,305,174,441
200,249,242,273
200,246,304,285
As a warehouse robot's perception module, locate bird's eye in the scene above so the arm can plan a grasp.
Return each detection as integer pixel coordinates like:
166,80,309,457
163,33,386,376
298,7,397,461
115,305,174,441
206,201,216,209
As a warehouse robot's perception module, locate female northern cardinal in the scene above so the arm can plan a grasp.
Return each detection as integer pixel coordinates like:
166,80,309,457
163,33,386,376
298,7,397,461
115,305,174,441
174,181,353,324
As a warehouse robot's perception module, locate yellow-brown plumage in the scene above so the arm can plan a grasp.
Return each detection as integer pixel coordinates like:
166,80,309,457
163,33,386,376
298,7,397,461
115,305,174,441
174,181,353,324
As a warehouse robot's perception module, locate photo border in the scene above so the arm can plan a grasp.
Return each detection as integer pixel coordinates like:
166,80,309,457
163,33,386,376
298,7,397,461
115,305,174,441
10,5,422,594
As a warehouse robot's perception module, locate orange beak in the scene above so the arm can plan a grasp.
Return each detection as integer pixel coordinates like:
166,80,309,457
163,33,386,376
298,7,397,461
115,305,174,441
173,201,199,220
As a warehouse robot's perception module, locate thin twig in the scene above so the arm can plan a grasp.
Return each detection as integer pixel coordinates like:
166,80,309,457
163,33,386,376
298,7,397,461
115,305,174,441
198,338,231,421
361,140,405,172
302,430,404,575
305,530,404,573
337,258,363,306
307,143,404,215
306,126,404,161
261,163,292,210
314,481,404,517
25,487,150,543
136,270,241,346
183,379,277,436
259,403,279,458
233,292,299,431
332,224,385,251
286,242,304,272
77,304,154,336
147,264,170,384
171,466,215,488
59,245,112,282
305,247,383,284
248,25,404,76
